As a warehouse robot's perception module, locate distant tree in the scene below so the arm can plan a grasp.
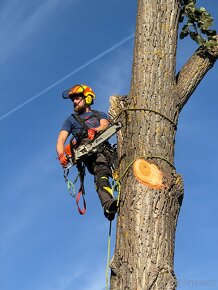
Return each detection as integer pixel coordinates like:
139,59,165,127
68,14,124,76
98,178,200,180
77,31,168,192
109,0,217,289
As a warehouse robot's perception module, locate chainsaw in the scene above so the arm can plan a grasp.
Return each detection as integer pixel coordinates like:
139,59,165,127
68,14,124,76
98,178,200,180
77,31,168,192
64,122,122,170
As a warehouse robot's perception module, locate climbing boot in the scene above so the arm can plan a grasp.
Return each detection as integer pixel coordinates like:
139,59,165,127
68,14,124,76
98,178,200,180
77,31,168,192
103,198,118,221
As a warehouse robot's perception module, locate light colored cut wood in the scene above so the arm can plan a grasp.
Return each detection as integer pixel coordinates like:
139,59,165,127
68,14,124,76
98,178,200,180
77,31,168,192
133,158,164,189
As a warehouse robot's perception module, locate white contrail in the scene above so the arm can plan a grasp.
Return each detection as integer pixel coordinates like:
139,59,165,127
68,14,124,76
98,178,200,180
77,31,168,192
0,34,134,121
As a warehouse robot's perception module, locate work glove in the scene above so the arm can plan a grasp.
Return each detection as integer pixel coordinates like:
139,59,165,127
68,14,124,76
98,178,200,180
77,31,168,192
87,128,97,140
57,153,68,167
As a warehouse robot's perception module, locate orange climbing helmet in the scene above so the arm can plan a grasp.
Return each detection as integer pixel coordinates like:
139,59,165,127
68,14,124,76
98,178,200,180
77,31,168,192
62,84,96,105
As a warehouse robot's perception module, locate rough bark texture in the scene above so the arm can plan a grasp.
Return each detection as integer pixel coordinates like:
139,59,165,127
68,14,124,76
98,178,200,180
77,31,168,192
108,1,217,289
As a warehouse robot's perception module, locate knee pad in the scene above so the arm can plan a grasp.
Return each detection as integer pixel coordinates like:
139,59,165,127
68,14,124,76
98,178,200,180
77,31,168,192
95,176,113,197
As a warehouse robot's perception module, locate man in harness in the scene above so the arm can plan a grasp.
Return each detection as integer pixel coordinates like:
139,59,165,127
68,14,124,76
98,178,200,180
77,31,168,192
56,84,118,220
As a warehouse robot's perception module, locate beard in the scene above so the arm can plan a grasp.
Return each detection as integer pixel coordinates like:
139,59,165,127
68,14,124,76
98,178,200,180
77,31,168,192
74,101,86,113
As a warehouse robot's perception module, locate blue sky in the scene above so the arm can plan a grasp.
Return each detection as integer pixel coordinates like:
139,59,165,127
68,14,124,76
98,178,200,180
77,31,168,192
0,1,217,290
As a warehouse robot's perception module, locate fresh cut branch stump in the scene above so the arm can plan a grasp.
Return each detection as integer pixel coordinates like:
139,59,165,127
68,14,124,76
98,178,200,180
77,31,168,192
133,158,164,189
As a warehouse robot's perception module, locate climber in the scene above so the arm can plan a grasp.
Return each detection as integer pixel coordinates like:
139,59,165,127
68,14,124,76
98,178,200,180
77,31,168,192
56,84,118,220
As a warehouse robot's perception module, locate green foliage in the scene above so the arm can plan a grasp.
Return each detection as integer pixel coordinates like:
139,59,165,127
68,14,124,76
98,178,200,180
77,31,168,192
179,0,217,50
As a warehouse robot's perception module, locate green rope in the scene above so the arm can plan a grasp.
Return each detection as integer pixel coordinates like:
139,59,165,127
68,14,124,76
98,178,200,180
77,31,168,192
106,221,112,290
113,107,177,128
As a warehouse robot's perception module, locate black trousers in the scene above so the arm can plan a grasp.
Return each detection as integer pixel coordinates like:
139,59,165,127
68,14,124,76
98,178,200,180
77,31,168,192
84,151,114,206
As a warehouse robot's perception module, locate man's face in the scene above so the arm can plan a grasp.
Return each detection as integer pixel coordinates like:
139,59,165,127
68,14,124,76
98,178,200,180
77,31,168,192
71,94,86,113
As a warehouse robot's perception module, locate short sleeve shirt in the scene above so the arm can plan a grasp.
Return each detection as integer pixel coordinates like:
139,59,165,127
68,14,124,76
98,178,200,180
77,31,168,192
61,110,108,138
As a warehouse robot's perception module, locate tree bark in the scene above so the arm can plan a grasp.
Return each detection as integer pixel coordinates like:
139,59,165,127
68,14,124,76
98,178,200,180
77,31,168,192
176,44,218,112
109,1,217,289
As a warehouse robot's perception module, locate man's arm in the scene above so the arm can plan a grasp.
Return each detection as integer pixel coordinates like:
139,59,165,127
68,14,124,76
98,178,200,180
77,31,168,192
56,130,69,155
94,118,109,133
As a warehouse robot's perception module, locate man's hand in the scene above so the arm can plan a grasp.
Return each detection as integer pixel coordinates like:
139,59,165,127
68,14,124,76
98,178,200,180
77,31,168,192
87,128,97,140
57,153,68,166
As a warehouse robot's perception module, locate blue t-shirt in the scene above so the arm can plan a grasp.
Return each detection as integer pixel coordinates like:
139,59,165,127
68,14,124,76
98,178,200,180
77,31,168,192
61,110,108,138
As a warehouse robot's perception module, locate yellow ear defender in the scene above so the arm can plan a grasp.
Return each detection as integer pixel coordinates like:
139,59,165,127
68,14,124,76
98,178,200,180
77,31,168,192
85,94,93,105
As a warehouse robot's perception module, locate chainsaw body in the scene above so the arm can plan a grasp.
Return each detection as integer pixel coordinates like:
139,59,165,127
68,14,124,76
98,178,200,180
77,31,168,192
65,122,122,170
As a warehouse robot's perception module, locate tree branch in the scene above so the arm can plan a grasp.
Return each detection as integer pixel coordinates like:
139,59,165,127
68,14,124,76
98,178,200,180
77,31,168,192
176,36,218,112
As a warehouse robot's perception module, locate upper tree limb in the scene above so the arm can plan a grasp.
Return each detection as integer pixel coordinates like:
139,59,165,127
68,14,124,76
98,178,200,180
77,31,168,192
176,38,218,112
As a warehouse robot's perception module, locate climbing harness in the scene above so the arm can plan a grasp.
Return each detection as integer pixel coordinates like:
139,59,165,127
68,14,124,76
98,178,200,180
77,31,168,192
62,122,122,215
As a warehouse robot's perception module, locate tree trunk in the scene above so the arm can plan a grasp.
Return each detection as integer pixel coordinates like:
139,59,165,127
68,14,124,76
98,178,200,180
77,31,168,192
108,0,217,289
